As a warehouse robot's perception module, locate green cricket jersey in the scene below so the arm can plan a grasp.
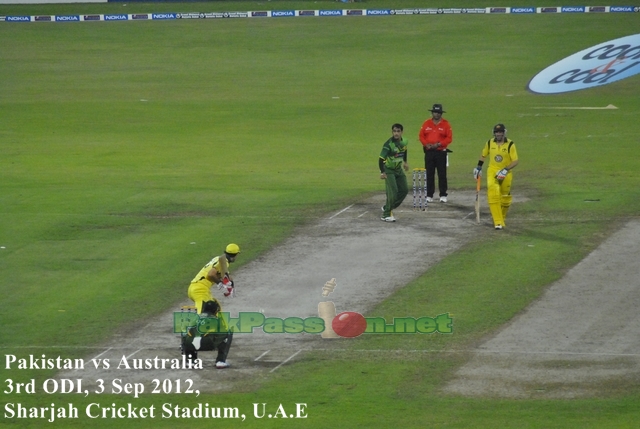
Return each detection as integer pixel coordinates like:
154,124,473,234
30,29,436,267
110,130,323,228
379,137,408,170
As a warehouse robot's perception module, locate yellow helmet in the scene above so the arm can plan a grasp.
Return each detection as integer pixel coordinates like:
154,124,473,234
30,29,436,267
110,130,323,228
225,243,240,255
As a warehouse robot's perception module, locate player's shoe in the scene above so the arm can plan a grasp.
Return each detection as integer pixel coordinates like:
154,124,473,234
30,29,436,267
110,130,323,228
380,216,396,222
439,196,448,203
495,225,503,230
216,361,230,369
426,197,433,203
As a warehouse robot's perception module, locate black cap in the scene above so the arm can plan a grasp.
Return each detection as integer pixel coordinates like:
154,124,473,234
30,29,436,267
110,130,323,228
429,104,445,114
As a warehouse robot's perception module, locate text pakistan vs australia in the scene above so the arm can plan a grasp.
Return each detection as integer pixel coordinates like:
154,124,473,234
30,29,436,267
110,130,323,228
4,354,306,422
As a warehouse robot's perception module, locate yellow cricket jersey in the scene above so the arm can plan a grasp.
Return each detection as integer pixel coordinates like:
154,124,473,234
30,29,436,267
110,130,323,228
188,256,230,331
191,256,229,287
482,138,518,171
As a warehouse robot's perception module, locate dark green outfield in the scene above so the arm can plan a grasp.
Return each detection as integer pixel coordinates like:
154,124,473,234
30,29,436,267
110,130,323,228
1,2,640,427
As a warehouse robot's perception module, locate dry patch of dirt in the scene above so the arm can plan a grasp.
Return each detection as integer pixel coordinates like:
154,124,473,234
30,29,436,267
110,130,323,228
444,220,640,398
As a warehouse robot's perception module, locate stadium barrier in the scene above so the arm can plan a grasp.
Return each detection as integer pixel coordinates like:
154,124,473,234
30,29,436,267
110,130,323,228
1,6,639,23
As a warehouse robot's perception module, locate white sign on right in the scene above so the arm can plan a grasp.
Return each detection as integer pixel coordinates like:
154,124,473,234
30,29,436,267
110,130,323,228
528,34,640,94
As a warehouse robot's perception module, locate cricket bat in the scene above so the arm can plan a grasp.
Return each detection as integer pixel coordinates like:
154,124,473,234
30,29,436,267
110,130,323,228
475,176,481,224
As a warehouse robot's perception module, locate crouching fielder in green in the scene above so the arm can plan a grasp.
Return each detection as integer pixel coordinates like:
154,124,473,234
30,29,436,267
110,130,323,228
473,124,519,230
379,123,410,222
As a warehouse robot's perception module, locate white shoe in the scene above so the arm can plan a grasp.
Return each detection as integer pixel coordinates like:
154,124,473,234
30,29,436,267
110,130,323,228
495,225,503,230
380,216,396,222
439,196,447,203
426,197,433,203
216,361,230,369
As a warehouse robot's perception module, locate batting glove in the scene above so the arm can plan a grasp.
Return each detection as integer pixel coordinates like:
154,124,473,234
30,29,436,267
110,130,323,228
223,285,235,298
473,167,482,180
495,168,509,180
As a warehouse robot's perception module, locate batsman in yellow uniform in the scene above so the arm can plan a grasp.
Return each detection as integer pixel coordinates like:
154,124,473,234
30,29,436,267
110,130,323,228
473,124,519,230
185,244,240,369
188,243,241,327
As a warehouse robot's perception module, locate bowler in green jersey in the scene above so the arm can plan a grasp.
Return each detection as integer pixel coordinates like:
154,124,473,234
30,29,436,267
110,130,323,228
379,124,410,222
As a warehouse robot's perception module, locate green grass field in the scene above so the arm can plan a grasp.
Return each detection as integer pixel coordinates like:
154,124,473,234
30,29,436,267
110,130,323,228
1,1,640,427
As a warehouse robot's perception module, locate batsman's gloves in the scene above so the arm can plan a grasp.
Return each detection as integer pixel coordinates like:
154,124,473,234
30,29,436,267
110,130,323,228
223,284,235,298
473,167,482,180
495,168,509,180
216,278,233,289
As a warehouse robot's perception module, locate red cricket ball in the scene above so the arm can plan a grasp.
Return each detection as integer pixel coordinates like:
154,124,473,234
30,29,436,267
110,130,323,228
332,311,367,338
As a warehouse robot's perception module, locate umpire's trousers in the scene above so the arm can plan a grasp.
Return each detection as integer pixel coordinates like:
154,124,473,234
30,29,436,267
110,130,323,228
424,150,448,198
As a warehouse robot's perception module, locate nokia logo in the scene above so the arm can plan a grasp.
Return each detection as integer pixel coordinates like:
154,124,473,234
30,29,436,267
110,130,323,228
272,10,295,17
610,6,635,13
561,7,585,13
511,7,536,14
6,16,30,22
320,10,342,16
104,14,128,21
55,15,80,21
366,9,391,15
152,13,176,20
528,34,640,94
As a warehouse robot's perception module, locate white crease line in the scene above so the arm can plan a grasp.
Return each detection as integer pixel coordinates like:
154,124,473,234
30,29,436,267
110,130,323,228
255,350,270,361
470,349,640,357
329,204,354,219
532,105,617,110
312,349,640,357
91,347,112,360
125,349,142,359
0,345,124,349
270,349,303,373
67,347,114,372
357,211,368,218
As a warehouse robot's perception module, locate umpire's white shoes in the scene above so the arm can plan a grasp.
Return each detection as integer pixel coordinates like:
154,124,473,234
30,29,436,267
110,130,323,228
216,361,230,369
426,197,434,203
439,196,448,203
381,216,396,222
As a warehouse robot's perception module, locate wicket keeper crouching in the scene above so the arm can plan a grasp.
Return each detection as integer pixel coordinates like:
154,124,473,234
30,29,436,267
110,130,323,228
182,300,233,369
